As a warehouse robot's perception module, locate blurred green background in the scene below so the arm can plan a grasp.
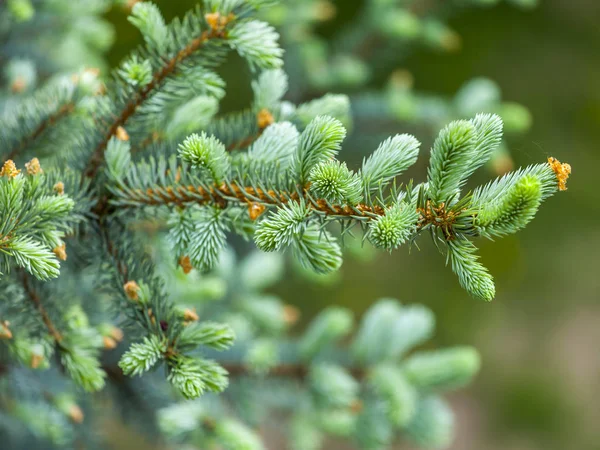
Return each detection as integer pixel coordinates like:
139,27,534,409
104,1,599,449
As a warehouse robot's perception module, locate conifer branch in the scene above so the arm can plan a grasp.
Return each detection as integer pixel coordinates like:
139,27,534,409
222,362,367,380
19,271,63,343
5,103,75,161
114,182,386,218
84,27,228,179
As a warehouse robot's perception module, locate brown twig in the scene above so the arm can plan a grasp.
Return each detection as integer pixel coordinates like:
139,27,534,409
222,362,366,380
84,28,226,179
19,271,63,343
4,103,75,161
119,182,387,218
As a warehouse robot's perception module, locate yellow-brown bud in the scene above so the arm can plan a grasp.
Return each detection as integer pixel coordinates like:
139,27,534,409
53,243,67,261
548,157,571,191
103,336,117,350
53,181,65,195
109,326,124,342
0,160,20,179
68,404,84,424
183,308,199,322
30,353,44,369
257,108,274,129
179,255,193,274
0,322,12,340
25,157,43,175
116,126,129,141
248,202,266,221
282,305,300,325
123,280,140,301
11,76,26,93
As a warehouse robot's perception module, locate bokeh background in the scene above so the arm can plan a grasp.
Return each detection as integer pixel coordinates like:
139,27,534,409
105,0,599,449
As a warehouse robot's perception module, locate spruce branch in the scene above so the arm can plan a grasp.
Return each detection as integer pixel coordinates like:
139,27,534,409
84,16,231,180
4,102,75,162
19,270,62,343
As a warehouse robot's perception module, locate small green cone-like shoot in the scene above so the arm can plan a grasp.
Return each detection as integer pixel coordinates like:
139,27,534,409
475,174,542,238
167,356,229,399
403,397,454,449
290,414,324,450
215,418,266,450
252,68,288,111
353,299,429,364
177,321,235,352
462,112,503,179
246,121,299,167
293,115,346,184
7,237,60,281
292,226,342,274
119,335,165,377
245,338,278,374
293,94,352,128
308,160,363,205
315,408,357,437
228,20,284,70
355,400,394,450
254,202,310,252
369,365,418,427
299,306,354,359
105,137,131,182
309,363,359,408
61,347,106,392
188,206,228,272
241,295,287,334
118,55,153,87
369,202,418,251
362,134,420,192
402,347,481,392
427,120,476,204
128,2,168,52
178,132,230,182
447,238,495,301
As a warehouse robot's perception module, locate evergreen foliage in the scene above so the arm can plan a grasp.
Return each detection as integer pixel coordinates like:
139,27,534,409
0,0,569,449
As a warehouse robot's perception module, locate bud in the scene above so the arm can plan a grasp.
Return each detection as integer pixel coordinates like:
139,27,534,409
205,12,221,31
53,243,67,261
350,399,363,414
548,157,571,191
0,321,12,340
109,326,124,342
68,404,84,424
282,304,300,325
11,76,26,93
103,336,118,350
25,157,42,175
205,11,234,32
183,308,199,323
53,181,65,195
0,160,21,179
257,108,274,129
147,308,156,325
247,202,266,221
30,352,44,369
123,280,140,301
116,126,129,141
178,255,193,274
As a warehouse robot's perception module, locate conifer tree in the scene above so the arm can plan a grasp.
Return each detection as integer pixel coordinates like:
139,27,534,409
0,1,570,449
